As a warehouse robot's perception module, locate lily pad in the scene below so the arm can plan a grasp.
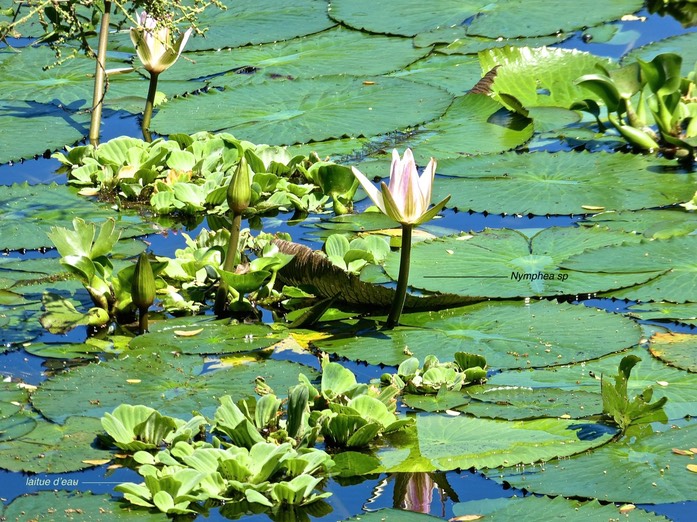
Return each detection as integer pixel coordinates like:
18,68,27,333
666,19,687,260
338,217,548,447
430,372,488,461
189,0,335,51
649,332,697,372
486,346,697,421
628,302,697,327
170,27,430,83
561,235,697,303
453,495,670,521
460,386,603,420
315,300,641,369
151,76,453,144
354,415,616,473
384,227,653,299
406,94,533,160
31,353,317,424
623,32,697,77
0,182,150,251
128,316,287,355
329,0,642,38
0,415,107,473
486,422,697,504
0,101,90,164
388,53,483,96
432,152,696,215
479,46,615,108
415,30,566,55
2,490,163,521
581,209,697,238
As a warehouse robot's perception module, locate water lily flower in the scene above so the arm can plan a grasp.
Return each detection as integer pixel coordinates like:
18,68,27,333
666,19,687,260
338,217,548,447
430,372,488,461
130,11,192,75
351,148,450,226
351,149,450,328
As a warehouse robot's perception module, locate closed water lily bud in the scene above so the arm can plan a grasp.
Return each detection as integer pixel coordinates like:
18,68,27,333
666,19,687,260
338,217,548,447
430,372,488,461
227,157,252,215
132,252,155,310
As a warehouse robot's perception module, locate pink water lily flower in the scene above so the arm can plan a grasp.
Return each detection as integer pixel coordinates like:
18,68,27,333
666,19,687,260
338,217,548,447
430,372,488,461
351,148,450,226
130,11,192,75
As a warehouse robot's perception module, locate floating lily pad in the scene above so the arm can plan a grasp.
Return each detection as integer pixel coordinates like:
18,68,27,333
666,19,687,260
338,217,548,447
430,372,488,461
479,46,615,108
628,302,697,327
486,422,697,504
623,32,697,77
486,346,697,421
189,0,335,51
460,386,603,420
330,0,642,38
562,235,697,303
581,209,697,238
0,182,150,251
152,76,452,144
128,316,287,355
352,416,616,473
315,300,641,369
23,342,103,360
384,227,653,299
0,101,91,164
170,27,430,83
388,53,483,96
415,30,566,55
2,490,163,521
0,415,107,473
31,353,317,424
453,495,670,521
405,94,533,160
649,332,697,372
0,382,36,442
432,152,696,215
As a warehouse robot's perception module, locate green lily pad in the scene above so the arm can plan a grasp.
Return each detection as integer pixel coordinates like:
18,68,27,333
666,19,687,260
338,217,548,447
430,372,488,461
453,495,670,521
362,416,616,473
479,46,615,108
0,415,107,473
31,353,317,424
623,32,697,77
561,235,697,303
628,302,697,327
315,300,641,369
432,152,696,215
384,227,653,299
460,386,603,420
128,316,287,355
406,94,533,160
486,346,697,421
23,342,103,360
189,0,334,51
581,209,697,239
649,332,697,372
388,53,483,96
169,27,430,83
330,0,642,38
486,421,697,504
152,76,453,145
0,182,149,251
0,101,91,164
2,490,164,521
415,30,566,55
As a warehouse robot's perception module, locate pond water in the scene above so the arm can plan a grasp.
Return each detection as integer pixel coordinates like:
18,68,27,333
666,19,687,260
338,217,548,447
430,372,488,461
2,2,697,521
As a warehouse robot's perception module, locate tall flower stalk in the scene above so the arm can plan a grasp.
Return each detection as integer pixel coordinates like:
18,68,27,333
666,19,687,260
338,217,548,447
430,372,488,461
130,12,191,141
352,149,450,328
214,156,253,315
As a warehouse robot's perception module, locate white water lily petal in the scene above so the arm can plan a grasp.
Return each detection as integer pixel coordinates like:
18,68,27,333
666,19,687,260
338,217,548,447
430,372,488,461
351,166,387,214
130,12,191,75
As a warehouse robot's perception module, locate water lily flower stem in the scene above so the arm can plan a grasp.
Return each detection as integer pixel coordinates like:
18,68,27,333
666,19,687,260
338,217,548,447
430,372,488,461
141,71,160,141
386,224,413,328
88,0,112,146
214,212,242,315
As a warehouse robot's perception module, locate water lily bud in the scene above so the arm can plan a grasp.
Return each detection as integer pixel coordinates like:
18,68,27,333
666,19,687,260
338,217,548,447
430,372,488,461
227,157,252,215
132,252,156,310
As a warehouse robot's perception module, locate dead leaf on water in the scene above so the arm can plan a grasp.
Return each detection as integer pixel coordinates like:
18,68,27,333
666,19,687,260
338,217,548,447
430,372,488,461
82,459,111,466
449,515,484,521
174,328,204,337
686,464,697,473
672,448,694,456
126,379,141,384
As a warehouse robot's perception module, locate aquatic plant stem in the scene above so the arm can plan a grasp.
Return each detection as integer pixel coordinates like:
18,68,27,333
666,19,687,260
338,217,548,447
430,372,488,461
386,223,413,329
88,0,112,146
141,72,160,141
214,213,242,315
138,306,148,335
